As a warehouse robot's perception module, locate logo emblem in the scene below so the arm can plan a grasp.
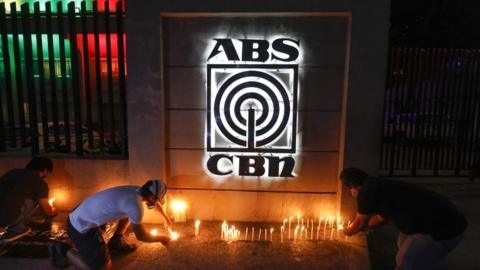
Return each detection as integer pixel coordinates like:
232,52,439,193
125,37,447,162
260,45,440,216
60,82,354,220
207,64,298,153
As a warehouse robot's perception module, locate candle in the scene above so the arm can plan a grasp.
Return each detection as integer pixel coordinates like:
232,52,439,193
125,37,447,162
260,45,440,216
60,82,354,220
337,219,343,240
48,198,56,208
258,228,261,241
280,226,284,242
330,223,334,240
195,220,201,237
245,227,249,240
264,228,267,241
270,228,273,241
167,228,180,240
294,225,299,241
288,216,292,240
221,221,228,240
252,227,255,241
311,220,314,240
324,217,328,239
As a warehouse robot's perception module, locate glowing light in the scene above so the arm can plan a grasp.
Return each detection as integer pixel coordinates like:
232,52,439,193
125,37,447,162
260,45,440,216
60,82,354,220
220,221,240,242
170,199,187,223
167,228,179,241
194,220,201,237
48,198,56,207
149,228,158,236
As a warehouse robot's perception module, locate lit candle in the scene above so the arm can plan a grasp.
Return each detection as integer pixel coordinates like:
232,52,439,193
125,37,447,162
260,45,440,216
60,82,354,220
150,228,158,236
221,221,227,240
311,220,314,240
288,216,292,240
258,228,261,241
330,222,334,240
294,225,299,241
48,198,56,208
337,219,343,240
252,227,255,241
195,220,201,237
167,228,180,240
264,228,267,241
324,217,328,239
270,228,273,241
245,227,249,241
280,226,284,243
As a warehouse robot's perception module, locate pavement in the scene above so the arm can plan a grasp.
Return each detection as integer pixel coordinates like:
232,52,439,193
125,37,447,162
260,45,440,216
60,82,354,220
1,178,478,269
0,219,370,270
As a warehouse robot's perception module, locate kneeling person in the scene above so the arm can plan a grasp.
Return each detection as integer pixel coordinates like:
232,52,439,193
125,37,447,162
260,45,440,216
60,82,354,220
50,179,172,269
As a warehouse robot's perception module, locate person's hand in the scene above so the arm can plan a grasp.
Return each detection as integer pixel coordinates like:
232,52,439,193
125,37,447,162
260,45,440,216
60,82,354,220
343,226,354,236
157,235,171,245
164,217,173,229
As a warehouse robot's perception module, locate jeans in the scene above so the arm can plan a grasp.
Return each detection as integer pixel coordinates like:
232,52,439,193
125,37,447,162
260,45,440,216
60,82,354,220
395,232,463,270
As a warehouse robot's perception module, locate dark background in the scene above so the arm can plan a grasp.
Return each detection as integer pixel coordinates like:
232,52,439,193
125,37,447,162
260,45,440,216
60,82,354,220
390,0,480,47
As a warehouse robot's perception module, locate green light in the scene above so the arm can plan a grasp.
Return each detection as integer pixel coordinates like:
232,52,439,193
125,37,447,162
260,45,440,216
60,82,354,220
2,0,93,13
1,34,72,81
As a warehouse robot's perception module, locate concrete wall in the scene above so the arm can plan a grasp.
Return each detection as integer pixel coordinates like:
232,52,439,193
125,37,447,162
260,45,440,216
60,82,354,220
0,0,390,223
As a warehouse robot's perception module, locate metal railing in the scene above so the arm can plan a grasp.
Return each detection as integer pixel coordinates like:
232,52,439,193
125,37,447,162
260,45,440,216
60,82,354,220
0,0,127,158
379,48,480,177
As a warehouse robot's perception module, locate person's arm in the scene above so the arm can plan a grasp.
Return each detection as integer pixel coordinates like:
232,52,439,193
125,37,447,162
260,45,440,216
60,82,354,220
38,198,57,218
368,214,389,229
343,213,371,236
131,223,170,244
155,202,173,229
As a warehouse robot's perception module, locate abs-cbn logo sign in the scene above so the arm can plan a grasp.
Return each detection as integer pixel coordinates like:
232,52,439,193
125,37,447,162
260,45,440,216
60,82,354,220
205,38,299,177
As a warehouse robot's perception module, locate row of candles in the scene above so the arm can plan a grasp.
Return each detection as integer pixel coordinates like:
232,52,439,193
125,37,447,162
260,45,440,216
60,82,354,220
220,216,351,243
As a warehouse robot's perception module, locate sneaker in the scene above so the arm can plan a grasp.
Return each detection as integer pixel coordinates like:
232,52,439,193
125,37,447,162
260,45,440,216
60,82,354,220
0,227,32,243
108,234,137,253
48,241,70,268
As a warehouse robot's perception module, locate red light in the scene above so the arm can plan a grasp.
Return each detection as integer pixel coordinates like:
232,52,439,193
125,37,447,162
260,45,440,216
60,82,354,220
97,0,125,12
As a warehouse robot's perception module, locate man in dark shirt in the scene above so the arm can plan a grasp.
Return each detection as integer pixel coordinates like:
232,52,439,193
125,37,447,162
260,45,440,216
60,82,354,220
341,167,467,270
0,157,57,243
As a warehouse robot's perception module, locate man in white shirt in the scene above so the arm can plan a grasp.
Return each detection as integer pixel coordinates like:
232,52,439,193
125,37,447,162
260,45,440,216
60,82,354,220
49,179,172,269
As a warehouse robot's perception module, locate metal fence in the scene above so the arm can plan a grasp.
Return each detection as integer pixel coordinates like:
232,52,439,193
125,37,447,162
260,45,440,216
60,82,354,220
0,0,127,158
379,48,480,177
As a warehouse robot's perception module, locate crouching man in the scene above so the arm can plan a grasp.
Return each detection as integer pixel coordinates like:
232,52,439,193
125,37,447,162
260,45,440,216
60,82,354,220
341,167,468,270
49,179,173,269
0,157,57,243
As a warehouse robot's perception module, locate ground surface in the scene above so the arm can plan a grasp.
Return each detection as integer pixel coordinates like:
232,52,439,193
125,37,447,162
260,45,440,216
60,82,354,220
0,217,369,270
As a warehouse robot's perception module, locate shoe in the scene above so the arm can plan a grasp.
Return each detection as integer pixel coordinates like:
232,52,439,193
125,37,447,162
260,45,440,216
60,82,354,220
48,241,70,268
0,227,32,243
108,234,137,253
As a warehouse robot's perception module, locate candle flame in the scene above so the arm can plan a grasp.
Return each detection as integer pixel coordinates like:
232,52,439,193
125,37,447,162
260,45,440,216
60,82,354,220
48,198,55,207
195,220,201,228
167,228,180,240
150,229,158,236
